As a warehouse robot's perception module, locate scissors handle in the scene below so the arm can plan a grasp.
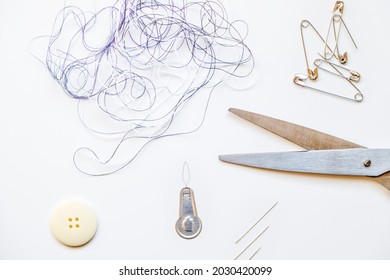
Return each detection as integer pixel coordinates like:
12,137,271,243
228,108,390,191
372,173,390,191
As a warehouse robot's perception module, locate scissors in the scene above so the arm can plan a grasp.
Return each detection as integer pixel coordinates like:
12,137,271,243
219,108,390,191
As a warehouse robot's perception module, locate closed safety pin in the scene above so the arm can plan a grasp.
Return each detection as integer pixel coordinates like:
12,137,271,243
314,58,360,82
293,73,363,102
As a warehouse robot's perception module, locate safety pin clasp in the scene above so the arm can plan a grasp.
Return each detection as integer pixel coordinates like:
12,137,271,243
338,52,348,64
333,1,344,14
349,70,360,82
293,73,308,87
307,68,318,80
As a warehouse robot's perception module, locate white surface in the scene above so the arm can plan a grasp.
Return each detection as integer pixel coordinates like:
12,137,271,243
1,0,390,259
50,200,98,247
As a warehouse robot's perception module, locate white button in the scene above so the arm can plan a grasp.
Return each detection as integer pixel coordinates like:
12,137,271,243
50,200,98,247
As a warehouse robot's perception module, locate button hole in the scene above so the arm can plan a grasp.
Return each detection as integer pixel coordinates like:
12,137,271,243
68,218,72,222
69,225,73,228
75,218,79,221
76,224,80,228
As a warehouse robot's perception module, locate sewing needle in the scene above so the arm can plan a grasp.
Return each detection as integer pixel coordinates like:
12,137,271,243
236,202,278,244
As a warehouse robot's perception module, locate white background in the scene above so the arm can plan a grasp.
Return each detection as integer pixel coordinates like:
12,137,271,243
1,0,390,260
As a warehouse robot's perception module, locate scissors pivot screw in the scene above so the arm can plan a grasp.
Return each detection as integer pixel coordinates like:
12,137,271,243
363,159,371,167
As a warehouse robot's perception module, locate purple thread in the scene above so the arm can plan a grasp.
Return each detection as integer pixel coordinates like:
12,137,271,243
43,0,254,175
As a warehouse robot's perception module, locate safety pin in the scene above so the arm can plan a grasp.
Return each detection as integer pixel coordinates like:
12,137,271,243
323,1,345,61
332,14,358,64
293,73,363,102
314,58,360,82
300,20,338,80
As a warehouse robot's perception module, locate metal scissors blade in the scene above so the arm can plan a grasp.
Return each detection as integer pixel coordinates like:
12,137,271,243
220,108,390,190
219,148,390,177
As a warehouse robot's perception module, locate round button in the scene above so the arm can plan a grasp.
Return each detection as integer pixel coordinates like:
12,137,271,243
50,200,98,247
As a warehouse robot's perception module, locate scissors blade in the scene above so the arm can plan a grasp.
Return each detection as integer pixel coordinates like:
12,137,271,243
228,108,363,150
219,148,390,177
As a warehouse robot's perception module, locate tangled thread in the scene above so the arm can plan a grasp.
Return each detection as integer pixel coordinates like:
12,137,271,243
44,0,254,175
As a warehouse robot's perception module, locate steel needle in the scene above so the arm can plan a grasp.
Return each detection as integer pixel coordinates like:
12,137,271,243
236,202,278,244
234,226,269,260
